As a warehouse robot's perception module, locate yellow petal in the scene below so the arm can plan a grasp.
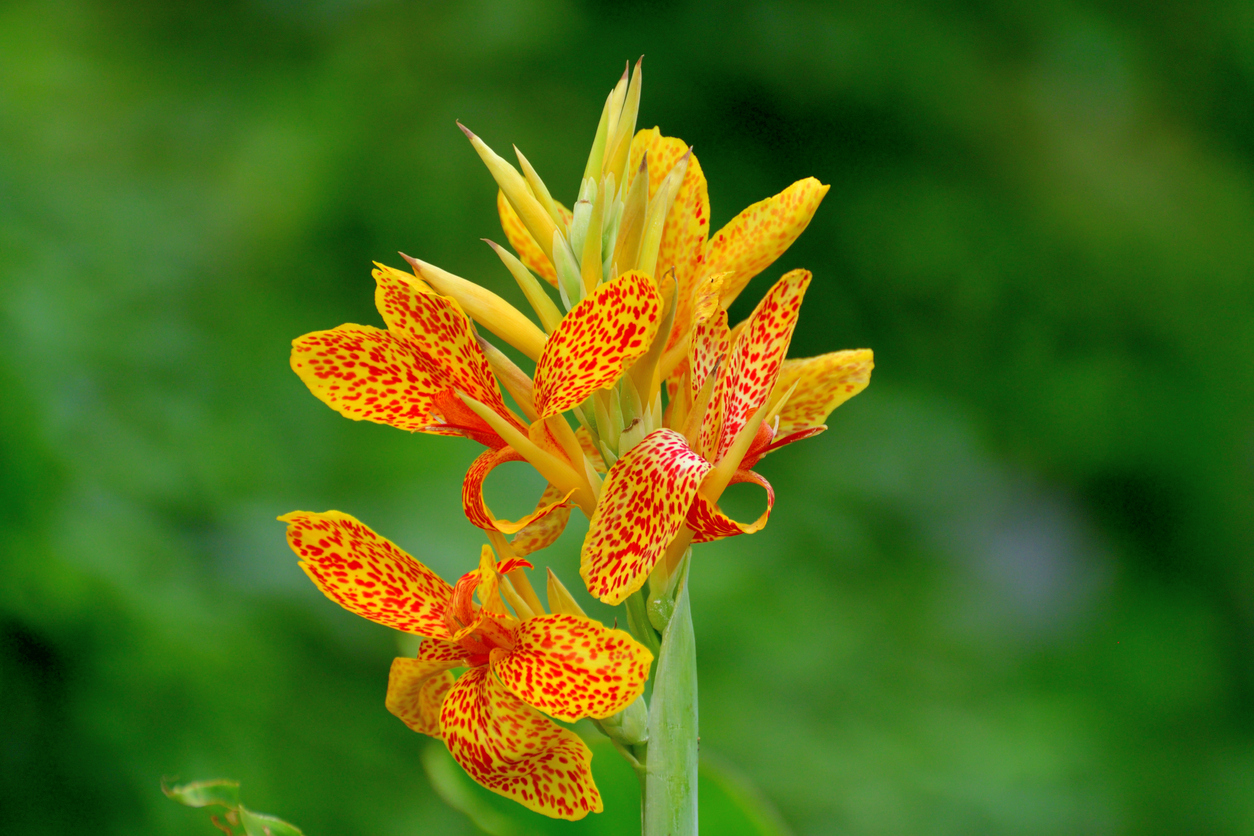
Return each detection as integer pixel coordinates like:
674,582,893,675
462,447,575,534
279,510,452,638
580,429,712,605
774,349,874,437
533,270,662,418
440,665,603,820
493,613,652,722
704,177,829,308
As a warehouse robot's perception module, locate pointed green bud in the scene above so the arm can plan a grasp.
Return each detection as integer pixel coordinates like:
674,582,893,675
604,57,643,184
545,567,587,617
604,63,630,150
613,155,650,273
552,228,582,309
638,148,690,279
459,122,558,263
569,177,597,257
583,90,614,182
600,694,649,746
484,239,563,333
581,179,605,294
514,145,565,228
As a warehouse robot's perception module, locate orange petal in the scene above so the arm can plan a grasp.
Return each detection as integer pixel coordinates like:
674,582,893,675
687,469,775,543
462,447,576,534
280,510,452,638
386,647,461,737
510,484,574,557
372,265,512,419
711,269,811,462
291,325,467,434
533,271,662,418
498,189,571,289
580,429,712,605
704,177,829,308
492,613,652,722
774,349,874,437
440,665,602,820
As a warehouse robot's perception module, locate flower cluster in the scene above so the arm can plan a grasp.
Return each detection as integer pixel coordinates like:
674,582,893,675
281,60,872,821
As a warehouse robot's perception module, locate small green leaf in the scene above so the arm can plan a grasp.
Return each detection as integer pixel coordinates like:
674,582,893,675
162,779,241,810
239,806,306,836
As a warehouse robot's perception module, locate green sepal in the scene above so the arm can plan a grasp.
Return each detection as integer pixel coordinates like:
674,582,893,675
162,778,241,809
239,806,306,836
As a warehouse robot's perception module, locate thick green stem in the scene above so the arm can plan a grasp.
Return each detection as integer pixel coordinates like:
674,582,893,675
643,567,697,835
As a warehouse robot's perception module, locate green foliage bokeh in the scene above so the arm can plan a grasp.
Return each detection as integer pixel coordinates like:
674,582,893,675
2,1,1252,834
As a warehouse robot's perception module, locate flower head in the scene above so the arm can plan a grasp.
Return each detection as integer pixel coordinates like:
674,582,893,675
279,510,651,820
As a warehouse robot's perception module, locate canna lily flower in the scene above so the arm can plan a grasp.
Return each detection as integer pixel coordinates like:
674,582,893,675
279,510,651,820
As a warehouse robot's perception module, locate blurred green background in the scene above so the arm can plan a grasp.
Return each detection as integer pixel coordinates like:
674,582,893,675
3,1,1253,833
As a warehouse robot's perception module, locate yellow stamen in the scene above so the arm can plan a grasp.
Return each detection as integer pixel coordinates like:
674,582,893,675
403,255,547,361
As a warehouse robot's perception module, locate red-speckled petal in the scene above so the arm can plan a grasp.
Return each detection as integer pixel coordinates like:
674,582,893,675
580,429,712,605
510,484,574,557
712,269,811,461
462,447,576,534
440,665,602,820
386,655,459,737
533,271,661,418
497,557,535,574
774,349,874,436
687,469,776,543
291,325,466,434
372,265,511,419
704,177,829,307
688,308,729,404
280,510,452,638
492,613,652,722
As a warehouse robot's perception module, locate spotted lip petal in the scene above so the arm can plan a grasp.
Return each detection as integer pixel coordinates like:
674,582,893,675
580,428,712,605
688,308,729,405
462,447,576,534
687,469,776,543
533,271,662,418
703,177,829,309
280,510,453,639
491,613,652,722
440,665,603,820
386,655,459,737
710,269,811,462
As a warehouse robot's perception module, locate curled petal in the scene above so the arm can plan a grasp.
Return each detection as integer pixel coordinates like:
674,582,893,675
713,269,811,461
440,665,602,820
704,177,829,308
687,469,776,543
492,613,652,722
510,484,574,557
291,325,466,434
372,265,512,419
533,271,662,418
280,510,452,638
386,653,460,737
580,429,712,605
774,349,874,437
462,447,576,534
